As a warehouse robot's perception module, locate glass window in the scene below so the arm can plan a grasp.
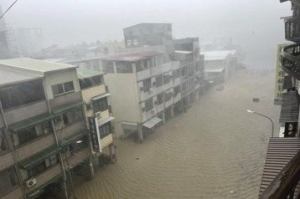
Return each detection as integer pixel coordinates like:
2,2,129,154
52,84,64,96
157,93,164,105
64,81,74,92
145,98,153,112
143,78,151,92
99,122,111,138
156,75,163,87
63,108,83,125
0,167,18,197
93,98,108,113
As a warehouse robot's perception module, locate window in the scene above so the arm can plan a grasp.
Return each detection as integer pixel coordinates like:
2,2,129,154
116,61,133,73
157,93,164,105
68,136,88,154
63,108,83,125
79,76,103,89
156,75,163,87
0,131,8,152
164,74,171,84
0,168,18,197
93,98,108,113
165,91,172,102
17,127,37,145
99,122,111,138
102,61,114,73
145,98,153,112
0,80,45,110
143,78,151,92
52,81,74,97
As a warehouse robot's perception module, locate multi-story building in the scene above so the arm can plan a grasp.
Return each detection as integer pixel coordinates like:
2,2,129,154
77,68,116,161
258,1,300,198
0,58,94,199
66,23,204,141
123,23,172,48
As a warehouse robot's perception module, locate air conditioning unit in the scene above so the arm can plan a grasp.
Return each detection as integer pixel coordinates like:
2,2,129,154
26,178,37,188
95,112,101,119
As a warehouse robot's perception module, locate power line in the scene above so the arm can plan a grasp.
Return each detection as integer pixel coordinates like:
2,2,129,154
0,0,18,20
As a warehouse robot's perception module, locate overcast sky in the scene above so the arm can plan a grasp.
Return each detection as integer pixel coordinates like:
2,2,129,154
1,0,291,67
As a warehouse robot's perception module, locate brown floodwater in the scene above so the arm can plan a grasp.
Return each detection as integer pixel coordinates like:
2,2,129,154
75,70,280,199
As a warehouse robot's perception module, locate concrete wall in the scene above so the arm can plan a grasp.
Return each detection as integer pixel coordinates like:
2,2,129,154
104,73,140,138
44,69,80,99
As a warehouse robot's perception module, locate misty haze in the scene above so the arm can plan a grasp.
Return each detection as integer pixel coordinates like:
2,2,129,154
0,0,298,199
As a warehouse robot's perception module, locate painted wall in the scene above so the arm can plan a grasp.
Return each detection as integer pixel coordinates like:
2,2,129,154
44,69,80,99
104,73,140,138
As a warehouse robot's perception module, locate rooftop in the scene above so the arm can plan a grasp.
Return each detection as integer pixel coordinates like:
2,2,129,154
101,51,161,62
0,58,77,75
77,68,103,79
201,50,236,61
0,67,41,87
123,23,171,30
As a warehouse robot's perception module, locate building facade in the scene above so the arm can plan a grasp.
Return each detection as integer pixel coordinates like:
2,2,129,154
77,69,116,161
0,58,95,199
258,1,300,198
66,38,204,141
123,23,172,48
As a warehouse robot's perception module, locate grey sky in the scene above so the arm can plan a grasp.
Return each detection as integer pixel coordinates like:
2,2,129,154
2,0,291,66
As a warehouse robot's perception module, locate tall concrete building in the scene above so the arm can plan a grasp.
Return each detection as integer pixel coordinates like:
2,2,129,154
123,23,172,48
0,58,97,199
66,23,204,141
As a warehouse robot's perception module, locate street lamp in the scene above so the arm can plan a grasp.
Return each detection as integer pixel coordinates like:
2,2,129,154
247,109,274,137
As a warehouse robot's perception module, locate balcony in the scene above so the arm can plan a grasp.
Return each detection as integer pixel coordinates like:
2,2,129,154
101,134,113,149
173,77,181,87
142,109,157,122
285,17,300,42
0,152,14,171
165,97,174,108
50,92,82,110
0,100,48,127
151,66,163,76
162,62,172,73
164,81,173,91
172,61,180,70
58,121,86,141
15,133,56,162
140,88,156,101
156,103,165,113
67,148,91,169
137,69,151,81
281,44,300,79
174,94,181,103
26,164,61,194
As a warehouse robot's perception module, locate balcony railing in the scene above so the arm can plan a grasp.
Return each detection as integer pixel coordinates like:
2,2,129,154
50,92,82,110
285,17,300,42
281,44,300,79
136,69,151,81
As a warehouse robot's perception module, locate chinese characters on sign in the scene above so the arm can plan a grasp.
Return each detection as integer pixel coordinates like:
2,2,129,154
88,117,102,153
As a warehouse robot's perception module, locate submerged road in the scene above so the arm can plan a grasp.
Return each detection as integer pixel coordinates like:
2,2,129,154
75,70,280,199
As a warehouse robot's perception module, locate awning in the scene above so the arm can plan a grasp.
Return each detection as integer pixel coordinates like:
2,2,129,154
98,117,115,126
9,113,55,132
143,117,162,128
19,145,61,169
60,132,89,147
283,75,293,89
279,91,299,123
122,122,138,131
52,102,84,115
92,93,111,101
259,137,300,196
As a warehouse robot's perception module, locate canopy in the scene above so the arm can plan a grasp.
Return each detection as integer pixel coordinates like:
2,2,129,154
143,117,162,128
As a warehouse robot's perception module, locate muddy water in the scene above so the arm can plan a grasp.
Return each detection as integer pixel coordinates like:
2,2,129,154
75,71,280,199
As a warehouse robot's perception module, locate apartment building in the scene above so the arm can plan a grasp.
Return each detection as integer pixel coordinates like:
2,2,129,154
0,58,94,199
77,69,116,161
258,0,300,198
123,23,172,48
66,24,204,141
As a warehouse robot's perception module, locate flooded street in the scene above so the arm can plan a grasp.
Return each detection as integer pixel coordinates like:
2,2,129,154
76,70,280,199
